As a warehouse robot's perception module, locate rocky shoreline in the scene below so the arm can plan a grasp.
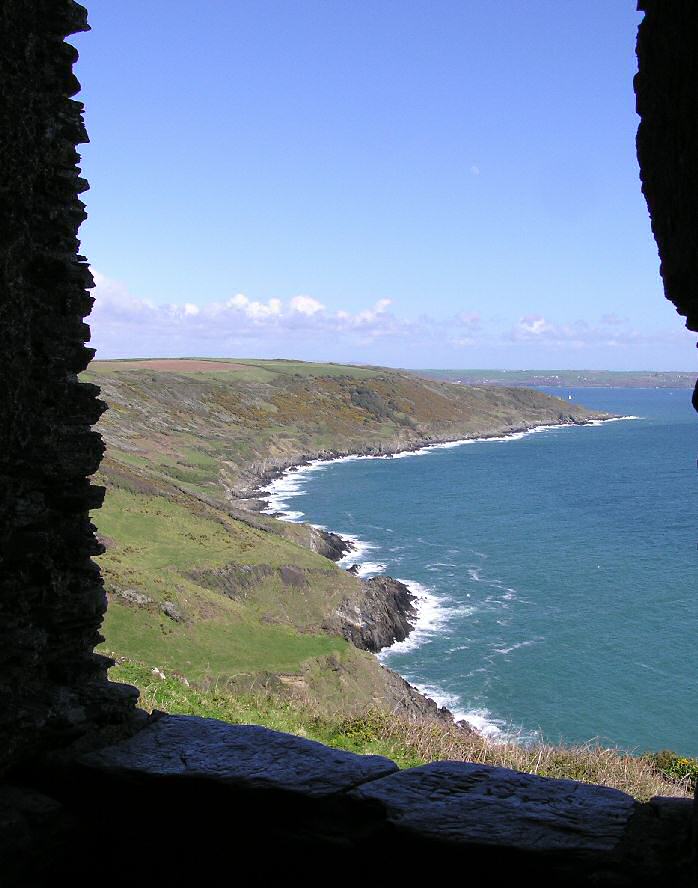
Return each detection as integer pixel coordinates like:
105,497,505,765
241,412,614,506
327,575,417,653
242,412,616,733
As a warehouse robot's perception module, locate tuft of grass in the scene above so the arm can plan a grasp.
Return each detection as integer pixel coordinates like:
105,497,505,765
111,660,692,801
643,749,698,793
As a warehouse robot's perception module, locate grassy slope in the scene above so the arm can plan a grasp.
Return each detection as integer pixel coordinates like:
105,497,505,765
88,358,602,709
79,356,693,798
96,474,397,710
85,357,601,502
112,661,692,801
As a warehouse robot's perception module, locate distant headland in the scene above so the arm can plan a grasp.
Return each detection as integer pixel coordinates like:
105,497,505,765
411,368,695,388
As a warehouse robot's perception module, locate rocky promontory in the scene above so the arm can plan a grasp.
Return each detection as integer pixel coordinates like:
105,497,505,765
327,575,417,653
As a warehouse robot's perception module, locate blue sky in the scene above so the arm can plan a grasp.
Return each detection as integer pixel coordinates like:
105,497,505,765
72,1,694,369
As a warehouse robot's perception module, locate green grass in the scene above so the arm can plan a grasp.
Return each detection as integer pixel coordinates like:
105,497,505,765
102,605,347,680
110,660,694,800
96,488,333,572
85,357,382,383
241,359,381,379
93,480,363,690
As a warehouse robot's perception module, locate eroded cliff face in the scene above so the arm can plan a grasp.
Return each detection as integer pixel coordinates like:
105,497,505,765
328,576,417,654
635,0,698,406
0,0,137,774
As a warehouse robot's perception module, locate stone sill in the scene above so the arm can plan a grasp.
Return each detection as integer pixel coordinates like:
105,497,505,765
2,713,694,886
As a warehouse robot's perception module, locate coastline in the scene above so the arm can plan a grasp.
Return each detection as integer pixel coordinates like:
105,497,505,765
245,412,623,509
248,412,635,738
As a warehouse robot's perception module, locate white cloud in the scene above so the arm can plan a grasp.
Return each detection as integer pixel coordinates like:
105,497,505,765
86,271,694,364
290,295,324,315
455,311,481,329
470,164,480,176
89,273,421,353
508,314,695,349
513,315,554,338
225,293,282,319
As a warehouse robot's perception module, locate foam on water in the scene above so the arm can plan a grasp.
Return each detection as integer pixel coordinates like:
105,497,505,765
377,579,451,656
354,561,388,577
402,680,508,740
492,637,542,656
586,415,641,426
336,534,377,571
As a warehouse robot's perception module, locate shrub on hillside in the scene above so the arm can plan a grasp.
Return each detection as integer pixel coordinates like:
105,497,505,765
644,749,698,791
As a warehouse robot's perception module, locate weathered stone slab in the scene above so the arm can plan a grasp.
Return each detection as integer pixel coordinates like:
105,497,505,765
78,713,397,797
349,760,637,853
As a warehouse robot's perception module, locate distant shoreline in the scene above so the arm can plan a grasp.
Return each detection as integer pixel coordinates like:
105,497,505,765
247,412,620,511
410,369,695,389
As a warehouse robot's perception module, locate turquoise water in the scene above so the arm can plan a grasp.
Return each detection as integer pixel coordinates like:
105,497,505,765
263,388,697,755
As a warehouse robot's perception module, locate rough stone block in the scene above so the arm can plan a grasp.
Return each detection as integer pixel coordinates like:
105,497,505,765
349,760,637,851
78,713,398,797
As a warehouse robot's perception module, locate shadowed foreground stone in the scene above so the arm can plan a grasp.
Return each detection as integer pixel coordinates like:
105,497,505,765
77,713,398,795
0,786,75,885
13,715,687,886
349,761,637,852
349,762,693,884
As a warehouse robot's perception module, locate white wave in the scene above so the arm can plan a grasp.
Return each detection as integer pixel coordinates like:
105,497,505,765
336,534,377,570
586,415,641,426
388,447,432,459
459,709,507,739
403,681,507,740
377,580,451,656
275,509,304,521
259,464,318,520
354,561,388,577
492,637,541,656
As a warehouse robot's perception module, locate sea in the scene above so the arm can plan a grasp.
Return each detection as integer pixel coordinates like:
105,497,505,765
260,388,697,756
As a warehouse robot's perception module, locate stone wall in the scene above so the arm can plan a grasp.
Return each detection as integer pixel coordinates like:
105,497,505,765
0,0,137,774
635,0,698,406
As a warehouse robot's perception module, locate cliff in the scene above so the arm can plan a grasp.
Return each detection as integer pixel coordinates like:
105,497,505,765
82,358,611,726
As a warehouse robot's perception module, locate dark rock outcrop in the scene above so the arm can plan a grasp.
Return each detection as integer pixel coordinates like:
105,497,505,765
377,664,463,725
635,1,698,406
309,526,354,561
0,0,137,775
329,575,417,653
188,562,275,598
